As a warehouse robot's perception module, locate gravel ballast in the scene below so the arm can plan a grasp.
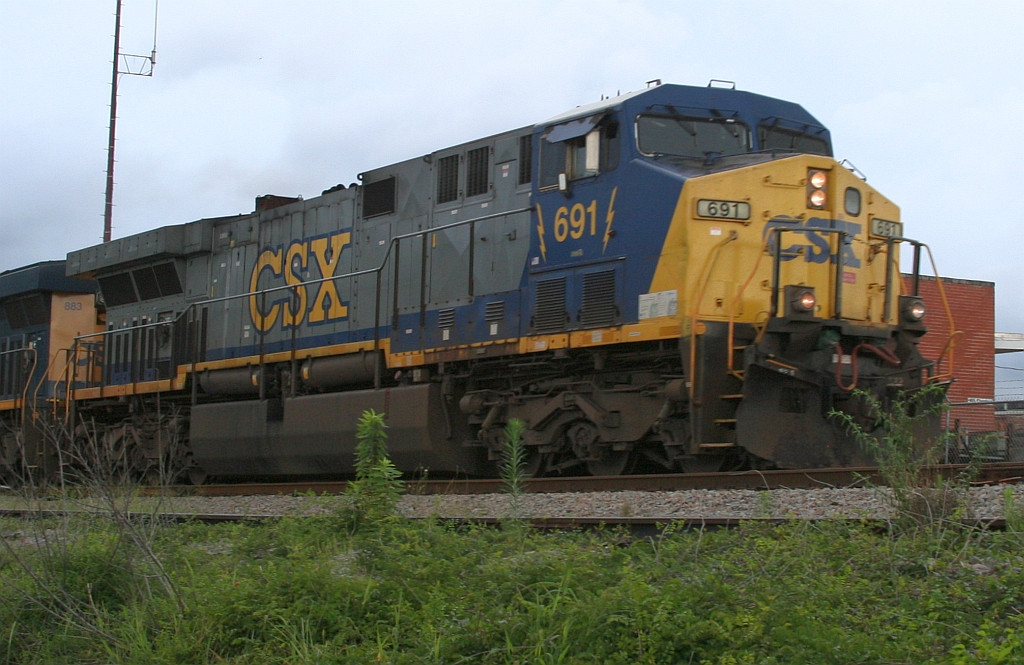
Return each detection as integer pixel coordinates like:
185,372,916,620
3,485,1023,522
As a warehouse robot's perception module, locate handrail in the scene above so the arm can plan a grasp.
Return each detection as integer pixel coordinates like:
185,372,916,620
29,347,67,419
0,345,37,429
726,231,773,379
726,227,955,389
727,225,868,380
916,243,959,384
17,347,37,426
931,330,963,383
769,226,853,319
72,206,532,391
54,348,78,423
885,237,958,383
1,343,82,429
0,345,33,407
687,231,737,398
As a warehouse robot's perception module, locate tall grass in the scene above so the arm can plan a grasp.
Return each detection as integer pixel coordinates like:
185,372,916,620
344,409,403,528
4,406,1024,662
500,418,528,522
830,384,971,534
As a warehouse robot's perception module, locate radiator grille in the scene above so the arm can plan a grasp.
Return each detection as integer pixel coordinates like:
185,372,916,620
518,135,533,185
437,308,455,328
437,155,459,204
533,277,567,332
580,270,617,327
466,147,489,197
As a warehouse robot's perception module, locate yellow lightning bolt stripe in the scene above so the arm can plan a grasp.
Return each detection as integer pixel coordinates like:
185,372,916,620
602,186,618,254
535,203,547,263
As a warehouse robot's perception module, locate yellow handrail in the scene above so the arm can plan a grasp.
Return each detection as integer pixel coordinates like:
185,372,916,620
18,347,37,427
726,231,775,379
911,243,959,384
688,231,737,398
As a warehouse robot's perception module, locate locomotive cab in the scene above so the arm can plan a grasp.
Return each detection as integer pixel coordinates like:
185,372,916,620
0,262,99,483
521,81,945,472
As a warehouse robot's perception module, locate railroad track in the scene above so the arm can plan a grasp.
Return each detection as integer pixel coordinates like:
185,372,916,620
180,462,1024,497
3,463,1020,533
0,507,1010,535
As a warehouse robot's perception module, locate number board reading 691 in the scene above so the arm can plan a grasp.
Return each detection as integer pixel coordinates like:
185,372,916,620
697,199,750,220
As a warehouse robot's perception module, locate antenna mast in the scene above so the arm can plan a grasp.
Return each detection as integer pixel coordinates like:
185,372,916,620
104,0,158,243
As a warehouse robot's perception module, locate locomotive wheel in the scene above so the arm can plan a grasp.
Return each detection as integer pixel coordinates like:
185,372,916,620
586,449,634,476
0,460,22,488
187,464,208,486
680,455,726,474
0,432,20,487
567,420,634,476
522,449,548,477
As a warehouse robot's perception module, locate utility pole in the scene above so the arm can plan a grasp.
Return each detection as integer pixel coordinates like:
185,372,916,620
104,0,158,243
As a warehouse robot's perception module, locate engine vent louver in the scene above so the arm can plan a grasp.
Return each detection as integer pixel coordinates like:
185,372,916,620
580,270,617,327
438,308,456,328
466,147,489,197
485,300,505,322
363,176,396,217
533,277,567,333
436,155,459,204
518,135,533,186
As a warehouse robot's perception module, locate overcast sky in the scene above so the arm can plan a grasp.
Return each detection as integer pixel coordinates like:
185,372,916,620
3,1,1024,395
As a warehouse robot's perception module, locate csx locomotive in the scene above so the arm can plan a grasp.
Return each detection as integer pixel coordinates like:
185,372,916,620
0,81,951,484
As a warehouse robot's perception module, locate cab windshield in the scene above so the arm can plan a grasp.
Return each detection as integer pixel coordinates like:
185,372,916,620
758,124,831,156
636,114,750,159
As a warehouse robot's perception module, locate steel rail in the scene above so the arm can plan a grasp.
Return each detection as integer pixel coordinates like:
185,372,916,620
161,462,1024,497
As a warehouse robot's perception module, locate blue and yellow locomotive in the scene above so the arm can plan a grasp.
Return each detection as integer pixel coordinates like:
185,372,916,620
0,262,98,481
0,81,949,483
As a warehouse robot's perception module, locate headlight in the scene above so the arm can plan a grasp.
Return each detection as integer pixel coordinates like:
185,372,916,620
785,285,817,319
901,297,926,323
793,289,816,313
807,169,828,209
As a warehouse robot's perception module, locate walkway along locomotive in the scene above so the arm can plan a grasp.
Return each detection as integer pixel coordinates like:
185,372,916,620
0,81,955,483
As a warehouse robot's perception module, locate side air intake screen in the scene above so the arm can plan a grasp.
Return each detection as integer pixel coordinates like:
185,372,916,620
580,270,617,327
466,147,489,197
437,155,459,204
363,176,396,218
533,277,567,333
518,135,533,185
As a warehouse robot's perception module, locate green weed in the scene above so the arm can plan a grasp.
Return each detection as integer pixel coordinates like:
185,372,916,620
345,409,403,529
829,384,969,533
4,516,1024,663
500,418,528,523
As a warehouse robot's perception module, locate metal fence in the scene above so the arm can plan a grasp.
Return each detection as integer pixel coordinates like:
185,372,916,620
943,400,1024,463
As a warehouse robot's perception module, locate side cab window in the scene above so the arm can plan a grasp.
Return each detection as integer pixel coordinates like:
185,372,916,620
539,114,619,189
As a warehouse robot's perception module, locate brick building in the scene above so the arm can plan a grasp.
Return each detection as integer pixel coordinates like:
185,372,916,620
905,275,996,435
